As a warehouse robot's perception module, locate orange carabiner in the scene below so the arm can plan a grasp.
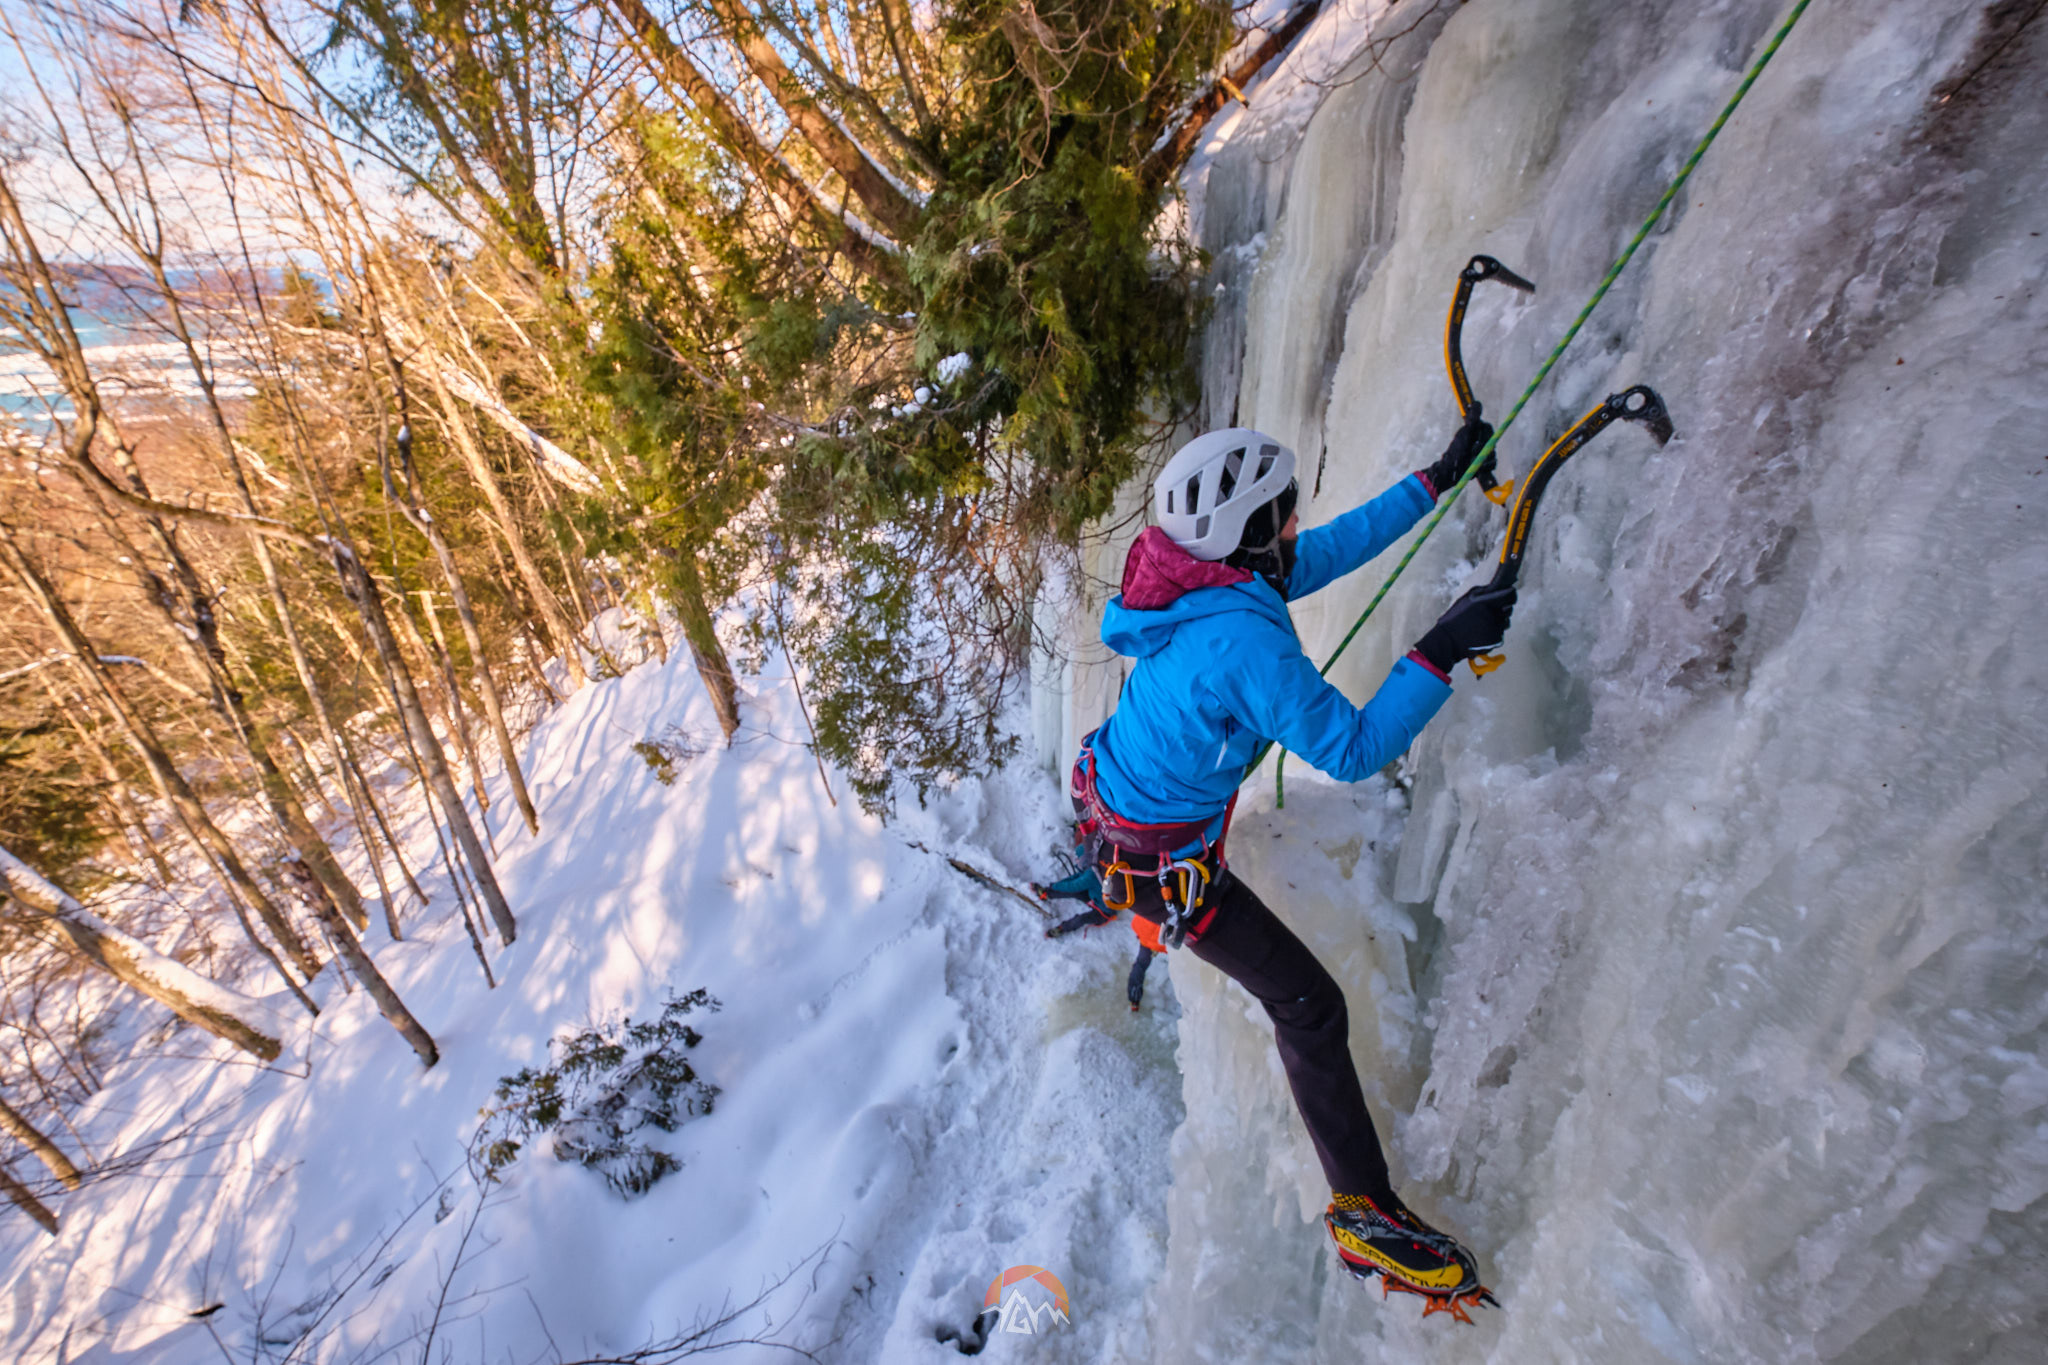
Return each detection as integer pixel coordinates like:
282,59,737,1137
1100,860,1139,912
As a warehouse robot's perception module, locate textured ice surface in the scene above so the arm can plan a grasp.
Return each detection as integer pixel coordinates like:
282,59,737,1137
1046,0,2048,1358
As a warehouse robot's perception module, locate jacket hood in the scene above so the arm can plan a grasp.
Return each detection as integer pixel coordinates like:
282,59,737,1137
1120,527,1252,607
1102,527,1291,660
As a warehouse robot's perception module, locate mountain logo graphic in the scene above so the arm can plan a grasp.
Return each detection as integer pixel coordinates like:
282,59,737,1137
981,1265,1071,1335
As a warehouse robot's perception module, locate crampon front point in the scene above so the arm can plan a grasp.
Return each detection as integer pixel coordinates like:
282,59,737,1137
1333,1252,1501,1325
1374,1269,1501,1326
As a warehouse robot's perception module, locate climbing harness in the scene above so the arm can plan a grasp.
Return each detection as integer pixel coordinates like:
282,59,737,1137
1094,846,1221,949
1443,254,1536,507
1069,735,1232,949
1257,0,1814,807
1469,385,1674,674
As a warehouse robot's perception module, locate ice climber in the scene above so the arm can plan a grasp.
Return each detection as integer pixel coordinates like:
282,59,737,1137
1065,422,1509,1319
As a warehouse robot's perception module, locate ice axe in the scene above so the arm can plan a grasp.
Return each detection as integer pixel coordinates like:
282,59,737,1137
1470,385,1675,675
1444,254,1537,506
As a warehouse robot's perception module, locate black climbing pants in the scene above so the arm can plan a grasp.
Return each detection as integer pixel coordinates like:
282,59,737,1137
1129,866,1397,1204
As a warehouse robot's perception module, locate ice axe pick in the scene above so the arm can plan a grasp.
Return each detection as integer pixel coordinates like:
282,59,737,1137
1444,254,1537,506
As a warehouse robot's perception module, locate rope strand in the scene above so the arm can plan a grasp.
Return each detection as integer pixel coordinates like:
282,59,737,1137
1262,0,1814,807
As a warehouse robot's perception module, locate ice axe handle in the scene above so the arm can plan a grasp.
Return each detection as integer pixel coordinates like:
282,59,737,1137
1469,560,1521,677
1459,400,1515,506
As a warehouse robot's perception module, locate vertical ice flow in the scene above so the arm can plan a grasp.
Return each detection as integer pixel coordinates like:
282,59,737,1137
1043,0,2048,1358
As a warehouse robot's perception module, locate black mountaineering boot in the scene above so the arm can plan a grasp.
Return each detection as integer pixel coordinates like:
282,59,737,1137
1325,1193,1497,1323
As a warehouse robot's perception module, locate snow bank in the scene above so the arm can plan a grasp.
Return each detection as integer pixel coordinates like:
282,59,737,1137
1044,0,2048,1358
0,617,1182,1362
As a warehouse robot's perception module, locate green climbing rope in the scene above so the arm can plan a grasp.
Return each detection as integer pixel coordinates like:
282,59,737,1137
1262,0,1814,808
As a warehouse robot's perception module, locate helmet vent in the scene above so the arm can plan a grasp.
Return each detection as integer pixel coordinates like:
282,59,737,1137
1256,446,1278,479
1183,474,1202,514
1195,514,1211,541
1217,447,1244,501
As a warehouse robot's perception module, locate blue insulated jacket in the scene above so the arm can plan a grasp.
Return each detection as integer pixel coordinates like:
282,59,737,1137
1090,474,1452,827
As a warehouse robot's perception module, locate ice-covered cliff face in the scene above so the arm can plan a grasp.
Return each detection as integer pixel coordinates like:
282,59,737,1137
1048,0,2048,1358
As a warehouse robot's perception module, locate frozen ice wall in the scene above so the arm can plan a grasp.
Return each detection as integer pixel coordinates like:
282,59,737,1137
1050,0,2048,1358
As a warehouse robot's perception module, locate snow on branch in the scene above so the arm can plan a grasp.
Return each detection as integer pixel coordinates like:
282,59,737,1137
0,651,204,698
0,846,289,1061
431,365,606,496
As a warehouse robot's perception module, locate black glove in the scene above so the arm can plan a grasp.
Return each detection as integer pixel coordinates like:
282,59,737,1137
1419,414,1497,500
1414,580,1517,675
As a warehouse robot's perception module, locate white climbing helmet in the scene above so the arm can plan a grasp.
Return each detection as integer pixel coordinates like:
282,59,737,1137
1152,428,1297,561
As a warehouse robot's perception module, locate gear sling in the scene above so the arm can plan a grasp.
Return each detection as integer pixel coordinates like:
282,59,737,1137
1071,734,1236,950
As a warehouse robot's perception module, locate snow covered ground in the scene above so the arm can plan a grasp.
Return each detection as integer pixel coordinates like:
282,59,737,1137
0,623,1184,1362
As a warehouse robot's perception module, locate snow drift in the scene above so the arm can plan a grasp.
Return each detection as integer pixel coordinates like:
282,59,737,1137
0,622,1186,1362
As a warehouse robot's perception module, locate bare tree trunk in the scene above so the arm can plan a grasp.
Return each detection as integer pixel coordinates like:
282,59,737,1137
363,400,540,835
304,605,431,931
875,0,938,141
473,511,564,704
339,732,429,919
248,523,407,922
322,540,517,945
0,1093,82,1191
43,681,174,884
670,554,741,743
0,1160,57,1235
276,724,331,819
528,467,597,633
1140,1,1325,195
607,0,905,281
0,847,288,1062
41,129,376,940
68,471,373,939
420,540,538,832
1,536,323,982
397,593,487,825
774,594,835,807
380,705,497,989
701,0,922,237
280,861,438,1068
425,376,586,688
637,590,669,667
416,594,490,823
756,10,940,181
286,698,402,938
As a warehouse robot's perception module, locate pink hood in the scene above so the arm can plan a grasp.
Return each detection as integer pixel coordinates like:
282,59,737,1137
1119,527,1253,610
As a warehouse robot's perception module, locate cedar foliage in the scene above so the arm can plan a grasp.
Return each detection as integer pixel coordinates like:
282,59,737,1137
474,989,721,1196
549,0,1231,808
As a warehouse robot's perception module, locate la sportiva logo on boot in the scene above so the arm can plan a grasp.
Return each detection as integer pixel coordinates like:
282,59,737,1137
981,1265,1071,1335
